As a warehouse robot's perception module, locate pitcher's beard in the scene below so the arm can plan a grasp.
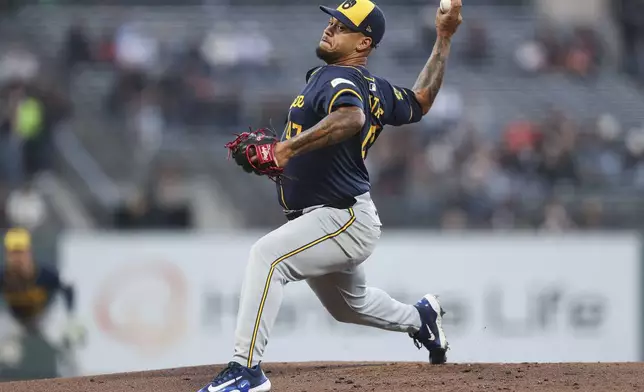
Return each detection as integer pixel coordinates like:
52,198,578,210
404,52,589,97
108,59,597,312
316,46,342,64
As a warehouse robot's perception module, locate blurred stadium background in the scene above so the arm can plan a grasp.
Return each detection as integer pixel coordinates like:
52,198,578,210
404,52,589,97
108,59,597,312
1,0,644,382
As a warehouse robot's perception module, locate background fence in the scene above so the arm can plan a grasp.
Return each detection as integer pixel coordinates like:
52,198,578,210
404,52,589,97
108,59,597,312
1,231,642,378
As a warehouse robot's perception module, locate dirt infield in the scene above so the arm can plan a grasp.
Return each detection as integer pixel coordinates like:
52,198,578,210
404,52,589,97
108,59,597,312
1,362,643,392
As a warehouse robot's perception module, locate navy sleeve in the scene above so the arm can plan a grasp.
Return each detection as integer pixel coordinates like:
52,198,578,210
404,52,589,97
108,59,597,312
39,266,75,313
381,81,423,126
312,69,365,116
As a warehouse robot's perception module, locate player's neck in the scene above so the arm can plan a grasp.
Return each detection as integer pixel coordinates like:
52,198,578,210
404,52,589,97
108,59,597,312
328,55,367,67
332,60,367,67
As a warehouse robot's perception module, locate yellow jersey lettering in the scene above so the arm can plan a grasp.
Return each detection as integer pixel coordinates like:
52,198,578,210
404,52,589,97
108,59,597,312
362,94,385,157
369,96,380,112
290,95,305,109
369,95,384,120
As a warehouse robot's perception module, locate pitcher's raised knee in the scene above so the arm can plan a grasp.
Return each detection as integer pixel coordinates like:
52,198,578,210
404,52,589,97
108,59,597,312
248,236,278,268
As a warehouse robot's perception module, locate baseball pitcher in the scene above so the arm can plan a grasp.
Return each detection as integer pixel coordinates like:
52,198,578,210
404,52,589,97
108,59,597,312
201,1,462,391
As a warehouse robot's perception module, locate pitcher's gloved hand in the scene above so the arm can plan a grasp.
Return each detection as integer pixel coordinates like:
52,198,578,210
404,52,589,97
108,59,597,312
225,128,284,181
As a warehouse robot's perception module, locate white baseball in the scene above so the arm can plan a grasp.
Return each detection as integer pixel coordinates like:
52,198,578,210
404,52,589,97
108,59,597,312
440,0,451,12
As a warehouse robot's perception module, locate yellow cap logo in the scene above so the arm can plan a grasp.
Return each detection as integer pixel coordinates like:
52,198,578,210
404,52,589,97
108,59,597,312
341,0,357,9
337,0,375,26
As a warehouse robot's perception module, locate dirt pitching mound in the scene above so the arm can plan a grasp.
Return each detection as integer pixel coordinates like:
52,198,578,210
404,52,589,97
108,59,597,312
1,362,643,392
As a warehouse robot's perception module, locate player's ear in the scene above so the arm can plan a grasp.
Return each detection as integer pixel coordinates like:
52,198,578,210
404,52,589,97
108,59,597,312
356,36,372,52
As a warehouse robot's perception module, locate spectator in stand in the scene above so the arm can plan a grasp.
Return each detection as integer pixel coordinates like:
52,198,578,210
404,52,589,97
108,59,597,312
96,28,117,64
593,114,625,186
515,24,603,79
515,24,566,74
5,179,47,231
540,198,575,232
0,45,39,83
1,82,25,187
419,5,438,52
441,206,468,231
615,0,644,78
1,80,69,185
36,79,72,172
63,21,93,72
499,118,541,176
114,21,159,74
490,199,517,230
563,27,602,79
0,183,8,228
531,110,576,186
576,197,606,230
624,127,644,189
463,19,489,66
112,167,192,230
7,82,47,179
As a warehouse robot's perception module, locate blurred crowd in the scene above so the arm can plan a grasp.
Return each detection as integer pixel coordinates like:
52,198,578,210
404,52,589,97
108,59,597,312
513,25,603,78
112,164,193,230
364,0,644,230
61,19,280,147
369,108,644,230
366,0,644,230
1,0,644,230
1,18,209,230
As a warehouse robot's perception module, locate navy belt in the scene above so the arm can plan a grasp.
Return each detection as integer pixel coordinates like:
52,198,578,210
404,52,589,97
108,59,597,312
285,197,357,221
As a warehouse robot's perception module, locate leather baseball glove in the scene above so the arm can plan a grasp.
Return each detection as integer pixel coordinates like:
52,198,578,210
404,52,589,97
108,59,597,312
225,128,284,181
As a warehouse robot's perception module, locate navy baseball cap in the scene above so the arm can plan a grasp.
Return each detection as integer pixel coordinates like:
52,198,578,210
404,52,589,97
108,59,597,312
320,0,386,47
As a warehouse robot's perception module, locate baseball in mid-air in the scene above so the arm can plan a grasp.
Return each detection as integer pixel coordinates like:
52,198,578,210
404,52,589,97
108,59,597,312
440,0,451,13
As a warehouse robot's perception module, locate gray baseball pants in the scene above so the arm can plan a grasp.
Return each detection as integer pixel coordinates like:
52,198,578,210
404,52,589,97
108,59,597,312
231,192,422,367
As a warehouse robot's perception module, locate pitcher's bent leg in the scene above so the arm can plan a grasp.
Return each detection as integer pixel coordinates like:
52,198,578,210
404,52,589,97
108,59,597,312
307,265,422,334
232,208,360,367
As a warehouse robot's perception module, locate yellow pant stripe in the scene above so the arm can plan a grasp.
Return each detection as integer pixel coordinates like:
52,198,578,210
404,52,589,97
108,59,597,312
247,208,356,367
328,89,363,115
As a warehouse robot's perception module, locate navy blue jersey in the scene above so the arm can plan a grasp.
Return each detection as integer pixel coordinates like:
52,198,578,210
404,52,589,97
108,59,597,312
0,265,74,324
277,65,423,210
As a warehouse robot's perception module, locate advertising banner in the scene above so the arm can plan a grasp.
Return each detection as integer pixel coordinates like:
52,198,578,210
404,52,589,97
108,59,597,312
59,232,641,375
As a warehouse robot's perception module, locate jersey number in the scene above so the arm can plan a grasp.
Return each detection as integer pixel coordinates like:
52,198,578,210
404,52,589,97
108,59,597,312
285,121,303,140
